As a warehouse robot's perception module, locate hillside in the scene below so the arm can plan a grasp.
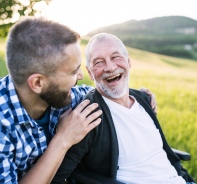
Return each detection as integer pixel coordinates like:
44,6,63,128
87,16,197,60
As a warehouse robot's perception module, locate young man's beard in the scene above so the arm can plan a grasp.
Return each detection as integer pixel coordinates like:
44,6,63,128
40,82,72,109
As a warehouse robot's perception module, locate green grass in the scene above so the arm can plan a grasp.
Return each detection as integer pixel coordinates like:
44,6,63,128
0,39,197,181
0,52,8,77
0,37,8,77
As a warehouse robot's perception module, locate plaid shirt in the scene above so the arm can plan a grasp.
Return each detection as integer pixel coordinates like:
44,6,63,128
0,75,93,184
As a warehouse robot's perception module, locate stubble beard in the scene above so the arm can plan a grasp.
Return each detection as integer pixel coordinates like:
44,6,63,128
95,69,129,99
40,82,72,109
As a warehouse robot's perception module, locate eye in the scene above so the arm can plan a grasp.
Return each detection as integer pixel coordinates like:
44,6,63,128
72,69,79,75
94,60,103,66
112,55,121,59
95,61,100,65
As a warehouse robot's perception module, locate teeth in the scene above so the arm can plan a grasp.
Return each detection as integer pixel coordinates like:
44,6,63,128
106,74,120,80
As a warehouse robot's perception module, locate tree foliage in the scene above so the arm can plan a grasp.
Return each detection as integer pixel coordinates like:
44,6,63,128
0,0,51,23
0,0,51,37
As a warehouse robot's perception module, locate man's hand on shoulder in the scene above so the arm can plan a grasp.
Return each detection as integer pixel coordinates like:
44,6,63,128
139,87,157,114
56,100,102,148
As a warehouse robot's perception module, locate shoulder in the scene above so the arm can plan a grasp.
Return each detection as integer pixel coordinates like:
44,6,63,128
71,85,94,96
0,76,15,127
69,85,94,107
83,89,102,104
129,88,151,104
0,75,11,93
0,76,18,132
83,88,96,99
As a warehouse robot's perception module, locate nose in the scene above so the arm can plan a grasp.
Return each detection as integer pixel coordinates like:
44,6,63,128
77,68,84,80
104,59,116,72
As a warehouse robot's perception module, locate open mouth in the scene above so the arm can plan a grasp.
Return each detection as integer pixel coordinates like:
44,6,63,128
105,73,122,83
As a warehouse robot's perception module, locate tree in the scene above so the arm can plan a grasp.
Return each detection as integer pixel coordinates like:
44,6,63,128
0,0,51,36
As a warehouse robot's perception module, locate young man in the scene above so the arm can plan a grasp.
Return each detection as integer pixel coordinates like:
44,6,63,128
52,33,195,183
0,18,155,184
0,17,102,184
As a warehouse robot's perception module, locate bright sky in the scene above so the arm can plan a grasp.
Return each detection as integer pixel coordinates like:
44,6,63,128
43,0,197,36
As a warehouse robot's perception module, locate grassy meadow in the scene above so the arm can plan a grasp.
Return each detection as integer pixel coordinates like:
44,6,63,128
0,39,196,181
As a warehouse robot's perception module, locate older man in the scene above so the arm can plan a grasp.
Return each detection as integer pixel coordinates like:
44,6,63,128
52,33,195,183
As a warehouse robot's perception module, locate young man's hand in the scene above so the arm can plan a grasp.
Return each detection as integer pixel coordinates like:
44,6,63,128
56,100,102,147
139,87,157,114
19,100,102,184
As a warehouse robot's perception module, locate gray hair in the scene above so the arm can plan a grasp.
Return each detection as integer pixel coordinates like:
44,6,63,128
6,17,80,85
85,33,128,68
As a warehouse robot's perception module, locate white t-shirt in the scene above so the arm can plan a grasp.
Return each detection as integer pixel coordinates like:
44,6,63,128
102,96,186,184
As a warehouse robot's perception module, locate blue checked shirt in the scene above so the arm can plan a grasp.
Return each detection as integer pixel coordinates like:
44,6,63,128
0,75,93,184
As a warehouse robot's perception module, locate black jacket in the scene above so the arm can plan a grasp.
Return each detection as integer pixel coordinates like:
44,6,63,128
52,89,193,183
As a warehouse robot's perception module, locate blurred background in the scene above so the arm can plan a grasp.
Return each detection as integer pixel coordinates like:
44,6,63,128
0,0,197,181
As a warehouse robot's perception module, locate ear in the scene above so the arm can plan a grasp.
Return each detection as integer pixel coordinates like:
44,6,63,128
86,66,94,81
27,74,46,94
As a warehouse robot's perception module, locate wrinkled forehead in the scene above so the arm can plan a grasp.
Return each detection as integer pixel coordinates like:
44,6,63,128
89,37,123,57
90,37,119,49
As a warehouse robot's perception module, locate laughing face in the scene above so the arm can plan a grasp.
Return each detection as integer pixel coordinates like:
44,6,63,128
87,37,131,99
41,42,83,108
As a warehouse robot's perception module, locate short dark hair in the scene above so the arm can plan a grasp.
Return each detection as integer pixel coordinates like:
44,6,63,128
6,17,80,85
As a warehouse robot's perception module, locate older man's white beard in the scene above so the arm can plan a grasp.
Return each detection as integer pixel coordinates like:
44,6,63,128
95,72,129,99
